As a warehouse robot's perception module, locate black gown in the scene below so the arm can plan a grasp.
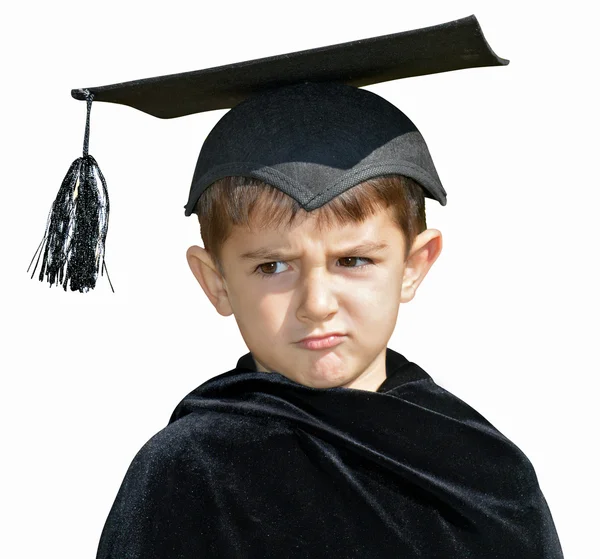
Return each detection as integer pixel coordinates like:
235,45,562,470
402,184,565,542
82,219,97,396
96,347,564,558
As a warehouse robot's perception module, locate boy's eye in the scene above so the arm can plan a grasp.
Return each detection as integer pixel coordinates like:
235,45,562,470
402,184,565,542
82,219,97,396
254,257,373,279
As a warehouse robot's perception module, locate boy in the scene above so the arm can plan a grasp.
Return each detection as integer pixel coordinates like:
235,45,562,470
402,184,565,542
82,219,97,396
30,15,564,559
101,82,564,557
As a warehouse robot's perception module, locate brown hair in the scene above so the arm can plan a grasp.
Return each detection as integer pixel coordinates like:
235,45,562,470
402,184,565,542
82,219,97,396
194,174,427,278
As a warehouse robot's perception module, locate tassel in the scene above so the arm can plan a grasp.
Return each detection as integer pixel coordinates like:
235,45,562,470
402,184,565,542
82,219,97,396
28,90,114,293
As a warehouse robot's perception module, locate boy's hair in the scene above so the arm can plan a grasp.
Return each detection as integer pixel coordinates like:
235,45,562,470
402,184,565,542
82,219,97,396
195,174,427,279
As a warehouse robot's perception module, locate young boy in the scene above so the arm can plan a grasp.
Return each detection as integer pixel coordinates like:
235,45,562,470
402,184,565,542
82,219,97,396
101,90,564,558
30,15,564,559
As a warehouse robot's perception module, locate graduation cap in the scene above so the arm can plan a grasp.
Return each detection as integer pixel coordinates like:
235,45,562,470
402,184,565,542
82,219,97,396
28,14,507,293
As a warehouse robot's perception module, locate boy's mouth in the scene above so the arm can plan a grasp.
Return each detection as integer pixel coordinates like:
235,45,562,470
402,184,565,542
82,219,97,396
297,334,345,351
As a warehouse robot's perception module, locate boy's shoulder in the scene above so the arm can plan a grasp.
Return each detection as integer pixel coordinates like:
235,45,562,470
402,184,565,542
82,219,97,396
138,401,288,467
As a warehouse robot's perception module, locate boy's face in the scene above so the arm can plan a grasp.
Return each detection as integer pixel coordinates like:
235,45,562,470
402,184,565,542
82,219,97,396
187,204,442,392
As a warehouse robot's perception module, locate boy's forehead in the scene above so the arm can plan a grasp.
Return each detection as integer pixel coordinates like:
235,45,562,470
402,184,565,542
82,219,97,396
227,205,401,254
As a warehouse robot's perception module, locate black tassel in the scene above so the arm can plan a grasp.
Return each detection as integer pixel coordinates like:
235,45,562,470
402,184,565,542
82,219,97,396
28,90,114,293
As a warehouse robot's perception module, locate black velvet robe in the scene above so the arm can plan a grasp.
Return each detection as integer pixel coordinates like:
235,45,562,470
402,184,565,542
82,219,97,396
96,348,564,558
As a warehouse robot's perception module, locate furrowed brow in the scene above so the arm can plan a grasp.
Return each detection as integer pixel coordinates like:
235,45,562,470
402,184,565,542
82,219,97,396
239,240,390,261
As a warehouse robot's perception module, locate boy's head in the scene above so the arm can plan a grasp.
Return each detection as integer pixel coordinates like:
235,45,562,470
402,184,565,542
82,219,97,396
186,174,442,391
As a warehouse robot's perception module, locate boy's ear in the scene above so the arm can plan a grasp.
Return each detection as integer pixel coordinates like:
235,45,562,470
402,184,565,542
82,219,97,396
400,229,443,304
186,245,234,316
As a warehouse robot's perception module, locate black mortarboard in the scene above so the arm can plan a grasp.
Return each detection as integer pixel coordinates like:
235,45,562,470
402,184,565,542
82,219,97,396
28,14,507,293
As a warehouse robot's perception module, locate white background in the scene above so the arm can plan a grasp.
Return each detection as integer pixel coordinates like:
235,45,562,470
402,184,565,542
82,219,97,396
1,1,597,557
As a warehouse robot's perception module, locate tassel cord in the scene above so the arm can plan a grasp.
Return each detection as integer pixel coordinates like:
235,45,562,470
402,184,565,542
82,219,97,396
27,226,49,276
28,161,79,282
83,91,92,157
92,155,114,293
103,261,114,293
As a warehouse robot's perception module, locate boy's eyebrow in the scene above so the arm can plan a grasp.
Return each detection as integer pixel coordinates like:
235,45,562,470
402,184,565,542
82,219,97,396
239,240,390,261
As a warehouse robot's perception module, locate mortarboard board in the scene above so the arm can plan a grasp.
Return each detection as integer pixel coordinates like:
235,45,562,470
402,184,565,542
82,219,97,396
28,14,507,294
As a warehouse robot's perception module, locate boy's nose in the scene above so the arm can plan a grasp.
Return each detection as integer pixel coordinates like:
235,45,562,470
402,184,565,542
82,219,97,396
296,270,339,322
